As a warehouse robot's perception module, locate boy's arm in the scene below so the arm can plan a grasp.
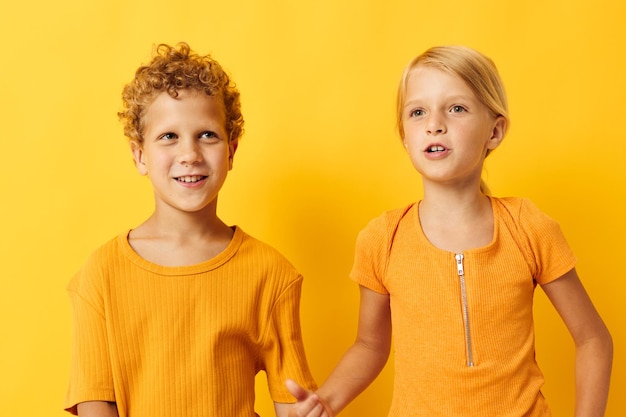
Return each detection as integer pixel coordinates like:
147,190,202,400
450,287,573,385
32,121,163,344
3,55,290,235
287,285,392,416
541,268,613,417
76,401,119,417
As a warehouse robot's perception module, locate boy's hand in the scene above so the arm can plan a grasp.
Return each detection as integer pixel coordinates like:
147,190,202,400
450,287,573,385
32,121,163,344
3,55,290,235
285,379,334,417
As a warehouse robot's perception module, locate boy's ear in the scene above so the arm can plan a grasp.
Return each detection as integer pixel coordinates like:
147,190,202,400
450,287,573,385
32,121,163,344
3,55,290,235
130,140,148,176
486,116,507,151
228,138,239,170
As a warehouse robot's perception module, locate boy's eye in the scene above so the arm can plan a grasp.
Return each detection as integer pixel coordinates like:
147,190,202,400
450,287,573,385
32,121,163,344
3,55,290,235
200,131,217,139
451,105,466,113
160,132,177,140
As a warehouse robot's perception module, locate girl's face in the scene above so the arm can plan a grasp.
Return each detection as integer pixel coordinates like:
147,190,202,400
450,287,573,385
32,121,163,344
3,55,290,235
401,65,505,189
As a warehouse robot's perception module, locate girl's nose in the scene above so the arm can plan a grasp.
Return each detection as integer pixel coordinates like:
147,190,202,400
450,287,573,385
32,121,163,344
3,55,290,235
426,113,446,135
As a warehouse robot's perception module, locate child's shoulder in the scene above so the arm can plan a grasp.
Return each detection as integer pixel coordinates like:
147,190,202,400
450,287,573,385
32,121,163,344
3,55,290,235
491,196,553,221
355,203,417,245
79,231,130,267
364,203,417,230
238,228,287,257
235,227,301,274
68,231,130,292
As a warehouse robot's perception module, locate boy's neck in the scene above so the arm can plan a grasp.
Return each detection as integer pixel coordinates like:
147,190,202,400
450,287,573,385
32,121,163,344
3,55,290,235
128,204,235,267
144,197,226,234
143,212,230,238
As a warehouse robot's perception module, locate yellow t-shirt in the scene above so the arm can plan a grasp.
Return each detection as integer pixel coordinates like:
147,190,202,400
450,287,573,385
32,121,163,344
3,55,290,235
350,197,577,417
65,226,316,416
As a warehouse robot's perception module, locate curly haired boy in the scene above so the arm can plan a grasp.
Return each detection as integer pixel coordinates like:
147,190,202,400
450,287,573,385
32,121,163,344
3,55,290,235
65,43,316,417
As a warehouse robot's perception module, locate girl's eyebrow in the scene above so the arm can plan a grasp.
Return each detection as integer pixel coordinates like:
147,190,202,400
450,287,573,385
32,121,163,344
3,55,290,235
403,94,477,109
445,94,476,102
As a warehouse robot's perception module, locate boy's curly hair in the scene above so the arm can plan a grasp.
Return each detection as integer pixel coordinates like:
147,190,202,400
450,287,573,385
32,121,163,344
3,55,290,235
118,42,244,143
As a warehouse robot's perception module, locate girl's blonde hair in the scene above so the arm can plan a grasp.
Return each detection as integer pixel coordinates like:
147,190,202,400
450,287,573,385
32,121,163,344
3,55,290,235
396,46,509,193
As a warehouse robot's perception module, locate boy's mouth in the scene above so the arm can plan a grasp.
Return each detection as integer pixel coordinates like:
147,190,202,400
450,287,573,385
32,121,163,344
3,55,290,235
175,175,207,183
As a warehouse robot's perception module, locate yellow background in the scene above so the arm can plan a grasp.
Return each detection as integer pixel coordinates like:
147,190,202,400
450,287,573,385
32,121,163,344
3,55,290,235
1,0,624,416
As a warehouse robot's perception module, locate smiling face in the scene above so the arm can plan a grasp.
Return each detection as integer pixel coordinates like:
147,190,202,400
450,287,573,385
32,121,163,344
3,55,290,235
401,65,506,188
130,89,237,215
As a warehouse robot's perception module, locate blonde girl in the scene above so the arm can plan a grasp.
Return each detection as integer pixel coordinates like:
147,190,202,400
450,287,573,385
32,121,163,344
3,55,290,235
287,46,613,417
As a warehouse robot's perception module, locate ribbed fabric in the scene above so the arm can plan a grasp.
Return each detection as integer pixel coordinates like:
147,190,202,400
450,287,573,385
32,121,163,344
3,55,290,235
65,227,316,417
350,197,577,417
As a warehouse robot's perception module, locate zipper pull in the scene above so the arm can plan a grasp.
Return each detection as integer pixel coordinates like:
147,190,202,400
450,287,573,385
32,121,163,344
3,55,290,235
455,253,464,276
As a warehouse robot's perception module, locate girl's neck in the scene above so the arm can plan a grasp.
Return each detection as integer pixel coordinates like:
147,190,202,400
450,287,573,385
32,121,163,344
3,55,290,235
418,181,494,253
420,180,488,215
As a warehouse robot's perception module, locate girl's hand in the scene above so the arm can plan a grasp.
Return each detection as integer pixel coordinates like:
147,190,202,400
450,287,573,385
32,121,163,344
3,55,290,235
286,379,334,417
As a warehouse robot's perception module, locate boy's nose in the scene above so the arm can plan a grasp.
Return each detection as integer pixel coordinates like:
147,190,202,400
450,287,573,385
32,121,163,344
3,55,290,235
178,140,202,166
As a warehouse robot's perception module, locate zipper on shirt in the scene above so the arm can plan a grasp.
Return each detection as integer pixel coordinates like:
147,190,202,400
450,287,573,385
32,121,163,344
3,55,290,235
455,253,474,367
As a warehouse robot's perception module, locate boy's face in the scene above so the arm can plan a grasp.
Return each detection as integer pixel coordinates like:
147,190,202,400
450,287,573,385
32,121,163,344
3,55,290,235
130,89,237,215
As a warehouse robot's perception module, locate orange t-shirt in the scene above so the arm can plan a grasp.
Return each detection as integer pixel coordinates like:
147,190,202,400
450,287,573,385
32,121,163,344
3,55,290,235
65,226,316,416
350,197,576,417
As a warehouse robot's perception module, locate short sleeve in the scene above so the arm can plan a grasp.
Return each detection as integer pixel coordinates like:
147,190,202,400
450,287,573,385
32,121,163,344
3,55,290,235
260,277,317,403
349,215,392,294
64,259,116,414
518,199,577,285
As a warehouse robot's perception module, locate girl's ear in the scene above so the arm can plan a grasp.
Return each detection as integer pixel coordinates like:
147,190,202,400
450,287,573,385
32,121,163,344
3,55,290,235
486,116,507,151
130,140,148,176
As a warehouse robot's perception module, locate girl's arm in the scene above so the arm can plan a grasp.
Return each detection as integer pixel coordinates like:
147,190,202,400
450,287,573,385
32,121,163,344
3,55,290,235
274,402,293,417
76,401,119,417
541,268,613,417
287,285,392,416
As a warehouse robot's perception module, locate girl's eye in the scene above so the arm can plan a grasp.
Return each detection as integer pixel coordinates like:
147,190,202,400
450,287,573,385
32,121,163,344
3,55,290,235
410,109,425,118
451,105,467,113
